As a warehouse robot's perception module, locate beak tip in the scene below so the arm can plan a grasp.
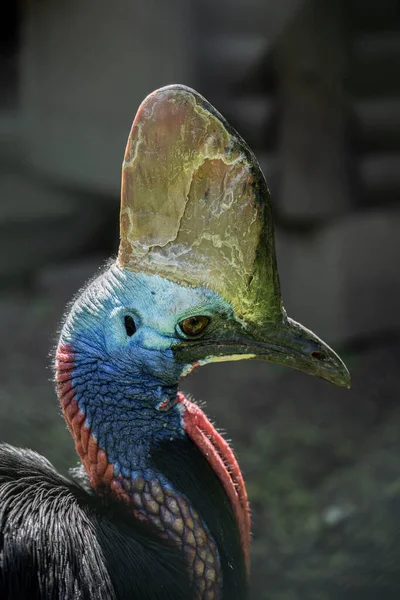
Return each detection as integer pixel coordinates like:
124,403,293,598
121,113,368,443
336,365,351,389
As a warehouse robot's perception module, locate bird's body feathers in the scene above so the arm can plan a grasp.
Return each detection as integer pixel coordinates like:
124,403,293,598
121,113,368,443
0,444,192,599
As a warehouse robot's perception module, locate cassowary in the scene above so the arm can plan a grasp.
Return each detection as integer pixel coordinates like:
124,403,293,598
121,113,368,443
0,86,350,600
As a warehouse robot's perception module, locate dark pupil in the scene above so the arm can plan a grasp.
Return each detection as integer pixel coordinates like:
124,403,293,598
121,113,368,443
188,317,201,332
124,315,136,337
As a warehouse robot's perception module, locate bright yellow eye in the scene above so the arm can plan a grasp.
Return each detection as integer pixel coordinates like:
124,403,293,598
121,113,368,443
179,315,210,337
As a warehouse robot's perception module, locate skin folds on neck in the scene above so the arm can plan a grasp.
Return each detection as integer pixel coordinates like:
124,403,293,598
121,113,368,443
55,268,249,598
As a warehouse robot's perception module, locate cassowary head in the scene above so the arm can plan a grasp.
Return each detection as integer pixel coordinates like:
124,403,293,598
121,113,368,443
60,85,349,393
56,86,349,594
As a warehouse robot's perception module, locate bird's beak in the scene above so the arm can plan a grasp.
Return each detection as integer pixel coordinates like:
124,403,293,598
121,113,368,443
176,315,350,388
239,316,350,388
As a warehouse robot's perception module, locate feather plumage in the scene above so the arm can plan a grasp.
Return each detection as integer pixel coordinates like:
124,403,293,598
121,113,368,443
0,444,192,600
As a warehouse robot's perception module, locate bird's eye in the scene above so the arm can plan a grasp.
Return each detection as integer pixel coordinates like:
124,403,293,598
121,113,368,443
124,315,136,337
178,315,210,338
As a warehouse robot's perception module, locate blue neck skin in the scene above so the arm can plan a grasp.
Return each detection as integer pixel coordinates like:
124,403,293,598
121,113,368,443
70,349,183,476
59,264,233,478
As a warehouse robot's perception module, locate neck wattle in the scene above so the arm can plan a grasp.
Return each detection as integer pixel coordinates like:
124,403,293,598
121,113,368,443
177,394,251,572
56,343,250,598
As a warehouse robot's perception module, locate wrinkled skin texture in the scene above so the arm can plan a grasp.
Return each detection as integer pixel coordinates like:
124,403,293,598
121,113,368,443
56,264,249,599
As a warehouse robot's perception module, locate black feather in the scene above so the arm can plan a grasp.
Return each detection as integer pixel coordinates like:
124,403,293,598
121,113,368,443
0,444,191,600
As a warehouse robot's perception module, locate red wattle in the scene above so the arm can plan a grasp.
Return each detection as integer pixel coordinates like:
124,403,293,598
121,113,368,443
178,392,251,574
56,344,115,489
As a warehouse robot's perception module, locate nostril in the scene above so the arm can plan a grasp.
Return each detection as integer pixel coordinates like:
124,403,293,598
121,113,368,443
311,351,326,361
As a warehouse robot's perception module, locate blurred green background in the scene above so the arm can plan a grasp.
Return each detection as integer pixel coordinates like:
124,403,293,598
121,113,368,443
1,0,400,598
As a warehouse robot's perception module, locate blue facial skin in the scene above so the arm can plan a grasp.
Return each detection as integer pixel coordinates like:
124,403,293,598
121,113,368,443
59,263,235,477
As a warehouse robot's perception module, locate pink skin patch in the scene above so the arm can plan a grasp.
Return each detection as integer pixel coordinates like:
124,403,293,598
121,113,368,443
56,344,250,597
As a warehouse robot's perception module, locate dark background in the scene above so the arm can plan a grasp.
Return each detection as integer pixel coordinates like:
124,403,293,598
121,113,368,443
1,0,400,598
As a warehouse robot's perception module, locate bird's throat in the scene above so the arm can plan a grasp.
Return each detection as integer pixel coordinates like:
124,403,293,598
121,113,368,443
56,343,250,597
